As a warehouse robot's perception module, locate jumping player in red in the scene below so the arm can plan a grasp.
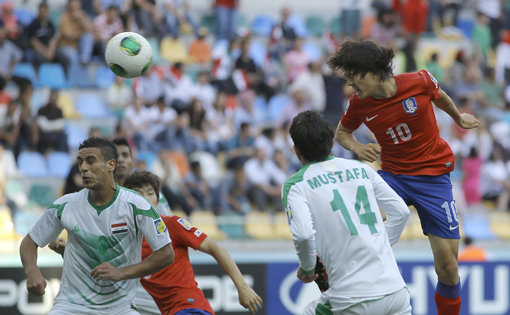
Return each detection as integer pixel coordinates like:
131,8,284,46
328,40,479,315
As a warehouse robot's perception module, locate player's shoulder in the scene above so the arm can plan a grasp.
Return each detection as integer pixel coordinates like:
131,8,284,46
52,189,86,205
119,186,151,206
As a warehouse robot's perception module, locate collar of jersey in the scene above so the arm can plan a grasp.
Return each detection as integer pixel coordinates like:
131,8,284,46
87,184,121,215
304,155,335,167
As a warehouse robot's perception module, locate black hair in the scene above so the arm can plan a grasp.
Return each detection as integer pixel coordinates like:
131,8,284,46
113,137,132,155
464,236,473,246
327,40,394,81
190,160,201,170
79,137,118,163
289,110,334,162
123,171,161,201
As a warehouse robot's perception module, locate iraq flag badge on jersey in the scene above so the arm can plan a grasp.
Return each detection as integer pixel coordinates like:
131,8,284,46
111,223,128,234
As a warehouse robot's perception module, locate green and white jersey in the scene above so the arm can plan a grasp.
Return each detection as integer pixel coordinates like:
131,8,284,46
282,157,409,310
29,185,171,311
156,192,171,215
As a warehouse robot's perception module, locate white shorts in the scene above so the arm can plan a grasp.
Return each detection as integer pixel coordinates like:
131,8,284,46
50,301,140,315
304,287,412,315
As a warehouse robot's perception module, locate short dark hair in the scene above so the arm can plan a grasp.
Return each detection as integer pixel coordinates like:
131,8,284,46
113,137,132,155
289,111,334,162
79,137,118,162
123,171,161,201
328,40,394,81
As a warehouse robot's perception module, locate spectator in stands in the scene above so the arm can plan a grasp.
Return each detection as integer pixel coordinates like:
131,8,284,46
495,30,510,84
394,38,426,74
107,76,133,114
63,162,83,194
371,8,400,47
268,6,297,59
133,0,163,37
1,1,23,45
0,20,23,84
189,28,212,65
162,0,199,37
192,70,216,109
427,0,462,32
148,95,177,150
0,77,10,106
124,96,152,151
26,2,69,72
473,12,492,61
477,0,503,48
458,237,488,262
401,0,429,38
462,147,483,212
481,148,510,212
205,90,234,154
227,121,255,168
0,99,20,153
283,37,311,83
454,66,484,113
134,66,163,105
481,68,506,119
215,0,238,41
57,0,94,69
187,98,210,153
340,0,362,39
184,160,211,210
244,146,286,212
14,84,39,156
0,146,18,219
232,89,263,131
426,52,444,85
289,60,326,112
211,37,239,82
36,89,68,154
92,5,124,58
278,89,312,128
152,149,197,216
163,62,195,106
220,160,252,214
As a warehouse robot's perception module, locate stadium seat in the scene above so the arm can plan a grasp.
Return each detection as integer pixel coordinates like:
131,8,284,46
361,15,376,38
189,151,224,184
17,151,48,177
302,41,322,62
12,63,37,85
28,184,56,207
189,211,227,240
69,65,94,88
49,10,62,28
288,15,308,38
147,37,166,66
47,151,73,178
249,39,267,67
167,151,190,177
245,211,276,240
136,150,157,169
330,17,342,37
14,8,36,26
267,94,292,121
65,123,88,149
75,93,110,118
217,212,247,239
236,13,248,29
457,19,474,39
37,63,68,89
160,37,191,63
488,212,510,240
251,15,274,37
273,212,292,240
200,14,216,34
31,87,50,112
94,65,116,88
1,148,20,178
0,206,17,240
253,96,267,121
57,91,80,119
306,16,327,37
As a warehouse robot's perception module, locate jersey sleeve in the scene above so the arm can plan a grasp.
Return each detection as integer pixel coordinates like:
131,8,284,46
370,168,410,245
29,206,64,247
285,184,316,273
134,200,172,252
420,69,441,100
166,216,207,250
339,97,363,131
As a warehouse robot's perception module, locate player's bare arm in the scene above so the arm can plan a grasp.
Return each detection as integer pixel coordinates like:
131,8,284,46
434,89,480,129
20,234,47,296
336,122,381,162
91,243,174,281
48,237,66,256
198,237,263,314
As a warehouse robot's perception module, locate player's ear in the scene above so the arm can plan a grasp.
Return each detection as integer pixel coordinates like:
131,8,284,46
107,159,116,173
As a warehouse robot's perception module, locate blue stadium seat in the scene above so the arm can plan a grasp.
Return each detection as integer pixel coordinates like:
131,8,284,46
302,41,322,62
14,8,36,26
457,19,474,39
288,15,308,38
253,96,267,121
65,123,88,149
17,151,48,177
249,40,267,66
48,10,62,28
267,94,292,121
37,63,68,89
136,150,157,168
75,93,110,118
47,151,73,178
69,65,94,88
94,66,116,88
12,63,37,85
251,15,274,37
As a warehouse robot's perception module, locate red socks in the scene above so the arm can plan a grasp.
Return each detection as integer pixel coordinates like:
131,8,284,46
435,281,461,315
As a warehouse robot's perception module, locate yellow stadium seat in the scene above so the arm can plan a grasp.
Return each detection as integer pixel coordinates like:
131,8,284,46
245,211,276,240
489,212,510,240
57,91,80,119
160,37,192,63
189,211,226,240
273,212,292,240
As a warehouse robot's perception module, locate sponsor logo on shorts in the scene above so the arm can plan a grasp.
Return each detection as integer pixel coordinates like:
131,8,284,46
449,225,459,230
154,218,167,234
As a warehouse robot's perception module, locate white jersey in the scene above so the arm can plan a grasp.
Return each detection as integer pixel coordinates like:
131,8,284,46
29,185,171,311
282,157,408,311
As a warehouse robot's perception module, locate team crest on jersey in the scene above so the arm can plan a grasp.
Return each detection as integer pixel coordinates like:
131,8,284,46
426,70,438,89
402,97,418,114
111,223,128,234
177,217,192,230
154,218,167,234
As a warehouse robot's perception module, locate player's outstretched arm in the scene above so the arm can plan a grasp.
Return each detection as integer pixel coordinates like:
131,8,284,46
434,89,480,129
198,238,263,314
91,243,174,282
336,122,381,162
20,234,47,296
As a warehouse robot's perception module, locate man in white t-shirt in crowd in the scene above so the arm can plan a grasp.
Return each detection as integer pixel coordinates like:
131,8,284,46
19,137,174,315
282,111,411,314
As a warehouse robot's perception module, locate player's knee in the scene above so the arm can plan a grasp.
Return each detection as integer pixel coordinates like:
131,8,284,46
435,260,459,283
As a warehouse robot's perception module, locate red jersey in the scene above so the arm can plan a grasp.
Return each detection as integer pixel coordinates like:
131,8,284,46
340,70,454,176
141,215,213,315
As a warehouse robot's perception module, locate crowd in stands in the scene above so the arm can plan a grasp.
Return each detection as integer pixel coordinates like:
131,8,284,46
1,0,510,239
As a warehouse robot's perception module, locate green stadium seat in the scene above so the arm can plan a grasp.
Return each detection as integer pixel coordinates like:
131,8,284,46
306,16,327,37
29,184,56,207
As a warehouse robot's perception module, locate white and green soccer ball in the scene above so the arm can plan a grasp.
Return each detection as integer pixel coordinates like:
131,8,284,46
105,32,153,78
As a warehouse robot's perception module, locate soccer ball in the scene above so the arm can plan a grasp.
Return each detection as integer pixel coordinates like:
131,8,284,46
105,32,153,78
